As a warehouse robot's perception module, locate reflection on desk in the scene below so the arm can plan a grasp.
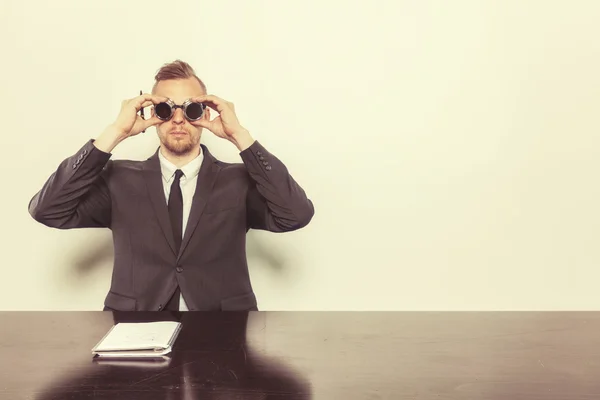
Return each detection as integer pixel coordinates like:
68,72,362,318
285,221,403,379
1,311,311,400
2,311,600,399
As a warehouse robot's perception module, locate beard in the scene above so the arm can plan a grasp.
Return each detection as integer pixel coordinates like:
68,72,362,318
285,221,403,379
159,130,200,156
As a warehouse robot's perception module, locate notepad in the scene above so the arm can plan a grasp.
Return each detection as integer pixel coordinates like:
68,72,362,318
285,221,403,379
91,321,182,358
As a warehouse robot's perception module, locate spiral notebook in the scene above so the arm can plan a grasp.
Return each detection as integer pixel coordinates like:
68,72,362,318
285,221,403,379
91,321,182,358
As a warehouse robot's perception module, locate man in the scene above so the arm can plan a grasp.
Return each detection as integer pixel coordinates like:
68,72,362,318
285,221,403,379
28,60,314,311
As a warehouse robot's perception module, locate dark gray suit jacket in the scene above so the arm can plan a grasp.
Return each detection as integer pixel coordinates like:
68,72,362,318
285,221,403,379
28,139,314,311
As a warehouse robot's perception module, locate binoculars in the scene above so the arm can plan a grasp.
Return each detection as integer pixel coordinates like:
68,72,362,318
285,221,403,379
154,99,206,122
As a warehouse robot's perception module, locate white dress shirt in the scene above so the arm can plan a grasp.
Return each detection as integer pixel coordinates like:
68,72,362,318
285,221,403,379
158,147,204,311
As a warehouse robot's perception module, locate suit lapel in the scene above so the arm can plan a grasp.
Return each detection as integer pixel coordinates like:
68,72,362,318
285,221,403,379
177,144,221,261
142,149,178,256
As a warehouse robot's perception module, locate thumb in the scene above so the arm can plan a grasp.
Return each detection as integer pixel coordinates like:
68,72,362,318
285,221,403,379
193,119,211,130
143,116,162,130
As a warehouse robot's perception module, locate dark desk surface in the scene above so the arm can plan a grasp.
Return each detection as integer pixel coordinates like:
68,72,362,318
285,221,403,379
1,311,600,399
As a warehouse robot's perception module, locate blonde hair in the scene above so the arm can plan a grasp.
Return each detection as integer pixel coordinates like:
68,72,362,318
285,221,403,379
151,60,207,94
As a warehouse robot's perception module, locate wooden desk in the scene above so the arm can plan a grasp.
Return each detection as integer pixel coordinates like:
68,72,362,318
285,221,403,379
1,311,599,399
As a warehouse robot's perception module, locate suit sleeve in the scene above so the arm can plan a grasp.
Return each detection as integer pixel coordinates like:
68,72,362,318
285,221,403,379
240,140,314,232
28,139,113,229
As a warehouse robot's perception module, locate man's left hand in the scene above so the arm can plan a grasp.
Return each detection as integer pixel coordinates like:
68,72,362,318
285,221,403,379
190,95,255,151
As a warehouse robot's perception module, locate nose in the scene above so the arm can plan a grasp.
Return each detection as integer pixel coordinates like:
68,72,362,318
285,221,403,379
172,107,185,124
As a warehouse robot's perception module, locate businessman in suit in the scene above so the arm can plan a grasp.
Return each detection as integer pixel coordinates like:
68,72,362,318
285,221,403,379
28,60,314,312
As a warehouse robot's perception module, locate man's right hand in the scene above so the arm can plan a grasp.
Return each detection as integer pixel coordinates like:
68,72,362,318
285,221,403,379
94,93,168,153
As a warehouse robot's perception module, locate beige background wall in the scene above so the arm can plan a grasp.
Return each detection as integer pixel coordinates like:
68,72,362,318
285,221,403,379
1,0,599,310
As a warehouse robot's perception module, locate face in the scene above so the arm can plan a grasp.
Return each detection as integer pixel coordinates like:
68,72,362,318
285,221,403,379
152,77,208,157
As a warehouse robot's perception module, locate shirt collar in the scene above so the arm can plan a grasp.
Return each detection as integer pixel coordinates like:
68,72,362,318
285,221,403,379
158,147,204,182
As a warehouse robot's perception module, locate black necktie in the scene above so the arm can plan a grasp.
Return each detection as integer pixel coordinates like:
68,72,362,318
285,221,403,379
168,169,184,253
165,169,184,311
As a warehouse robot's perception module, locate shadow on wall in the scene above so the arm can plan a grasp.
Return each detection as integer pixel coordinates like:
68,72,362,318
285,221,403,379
245,231,289,274
71,234,113,276
66,230,289,277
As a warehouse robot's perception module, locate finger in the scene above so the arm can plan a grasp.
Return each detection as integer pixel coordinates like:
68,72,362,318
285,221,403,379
191,119,210,129
143,116,162,129
137,100,154,118
132,94,169,110
191,95,228,113
137,93,169,103
195,94,227,105
139,100,154,111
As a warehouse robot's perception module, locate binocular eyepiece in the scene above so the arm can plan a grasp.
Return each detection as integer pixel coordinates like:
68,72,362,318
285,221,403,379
154,99,206,121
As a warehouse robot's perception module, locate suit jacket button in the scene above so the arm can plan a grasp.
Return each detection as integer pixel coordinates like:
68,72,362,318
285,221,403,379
176,267,183,273
158,304,163,310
